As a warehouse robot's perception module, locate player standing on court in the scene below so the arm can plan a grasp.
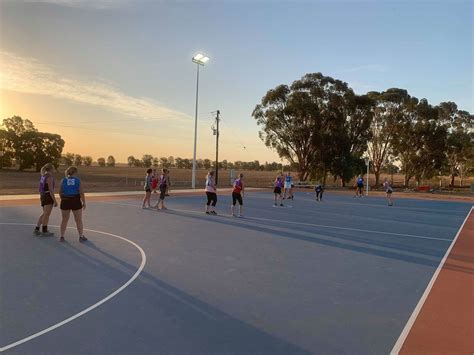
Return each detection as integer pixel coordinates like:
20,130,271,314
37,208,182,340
205,171,218,214
283,172,294,200
273,174,284,206
355,175,364,198
59,166,87,242
383,178,394,206
34,163,57,236
142,168,153,209
154,169,168,210
231,173,244,217
315,183,324,202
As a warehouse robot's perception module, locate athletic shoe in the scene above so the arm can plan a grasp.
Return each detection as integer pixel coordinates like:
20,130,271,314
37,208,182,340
142,206,146,209
59,237,65,242
79,235,88,242
211,211,217,215
205,211,210,214
238,215,244,218
280,204,284,207
33,229,41,236
274,203,277,206
41,231,54,237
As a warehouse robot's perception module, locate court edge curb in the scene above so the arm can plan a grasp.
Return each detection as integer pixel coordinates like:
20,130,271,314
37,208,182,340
390,206,473,354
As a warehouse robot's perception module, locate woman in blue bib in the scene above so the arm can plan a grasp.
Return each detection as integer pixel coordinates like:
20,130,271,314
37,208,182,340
59,166,87,242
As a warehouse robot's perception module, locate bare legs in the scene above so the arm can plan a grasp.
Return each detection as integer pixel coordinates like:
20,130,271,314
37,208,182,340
36,204,53,228
60,209,84,240
142,191,151,208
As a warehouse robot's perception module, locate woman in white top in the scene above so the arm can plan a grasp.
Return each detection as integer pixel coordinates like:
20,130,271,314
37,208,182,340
383,178,393,206
205,171,217,215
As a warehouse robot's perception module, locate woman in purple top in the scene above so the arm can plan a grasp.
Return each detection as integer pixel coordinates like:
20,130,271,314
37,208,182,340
34,163,57,236
273,174,284,206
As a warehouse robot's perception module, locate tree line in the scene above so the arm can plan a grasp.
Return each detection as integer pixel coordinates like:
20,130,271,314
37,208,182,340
253,73,473,187
0,116,284,172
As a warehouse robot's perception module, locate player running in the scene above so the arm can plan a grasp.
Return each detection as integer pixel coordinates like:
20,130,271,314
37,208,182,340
231,173,244,217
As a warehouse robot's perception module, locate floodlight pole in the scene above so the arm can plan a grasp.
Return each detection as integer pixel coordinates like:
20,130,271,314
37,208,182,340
215,110,220,185
365,158,370,196
192,63,200,189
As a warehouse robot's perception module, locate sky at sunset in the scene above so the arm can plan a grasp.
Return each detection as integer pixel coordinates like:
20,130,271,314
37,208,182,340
0,0,472,163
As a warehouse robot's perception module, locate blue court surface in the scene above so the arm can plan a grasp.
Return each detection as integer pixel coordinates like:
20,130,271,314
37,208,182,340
1,191,472,354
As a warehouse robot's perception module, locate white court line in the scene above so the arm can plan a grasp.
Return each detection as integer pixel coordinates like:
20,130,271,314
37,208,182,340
0,223,147,353
390,206,473,354
97,201,451,242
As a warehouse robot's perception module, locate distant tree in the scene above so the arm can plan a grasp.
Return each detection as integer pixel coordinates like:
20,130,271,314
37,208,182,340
203,159,212,169
97,157,106,167
83,156,93,167
73,154,83,166
175,157,184,169
134,158,143,167
2,116,37,170
438,102,474,186
367,89,414,186
183,158,192,169
391,99,447,186
160,157,171,168
152,157,159,167
142,154,153,168
63,153,75,166
168,156,175,168
253,72,373,183
106,155,115,167
221,159,228,170
1,116,64,171
127,155,135,167
0,129,14,168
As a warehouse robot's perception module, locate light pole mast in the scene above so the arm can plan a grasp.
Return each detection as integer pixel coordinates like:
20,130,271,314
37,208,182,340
191,53,209,189
214,110,220,185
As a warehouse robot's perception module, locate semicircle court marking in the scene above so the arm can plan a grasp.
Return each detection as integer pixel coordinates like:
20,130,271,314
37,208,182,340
0,223,147,353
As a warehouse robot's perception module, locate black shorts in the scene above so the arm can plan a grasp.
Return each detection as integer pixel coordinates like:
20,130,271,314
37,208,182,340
386,190,393,194
145,188,151,193
206,192,217,206
60,195,82,210
273,187,281,194
232,192,243,206
40,192,54,207
159,186,166,200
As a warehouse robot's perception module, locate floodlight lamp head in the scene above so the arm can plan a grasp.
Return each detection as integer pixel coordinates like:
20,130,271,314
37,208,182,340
192,53,210,65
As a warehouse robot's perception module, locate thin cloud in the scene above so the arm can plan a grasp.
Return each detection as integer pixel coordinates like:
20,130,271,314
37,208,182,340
339,64,389,73
7,0,137,9
0,51,191,122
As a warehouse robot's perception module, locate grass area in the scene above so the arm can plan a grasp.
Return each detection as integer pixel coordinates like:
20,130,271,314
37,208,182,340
0,166,472,196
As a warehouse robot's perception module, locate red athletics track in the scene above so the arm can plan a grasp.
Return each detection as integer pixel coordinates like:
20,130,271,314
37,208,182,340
393,207,474,354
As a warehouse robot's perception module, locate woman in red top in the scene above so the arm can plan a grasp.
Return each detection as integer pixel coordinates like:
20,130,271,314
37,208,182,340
231,173,244,217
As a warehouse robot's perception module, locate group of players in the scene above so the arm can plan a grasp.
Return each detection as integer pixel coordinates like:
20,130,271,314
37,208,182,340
32,163,395,241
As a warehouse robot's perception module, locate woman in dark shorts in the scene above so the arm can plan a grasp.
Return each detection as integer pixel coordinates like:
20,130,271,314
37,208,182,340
231,173,244,217
154,168,168,210
34,163,57,236
273,174,283,206
59,166,87,242
205,171,218,214
142,168,153,209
